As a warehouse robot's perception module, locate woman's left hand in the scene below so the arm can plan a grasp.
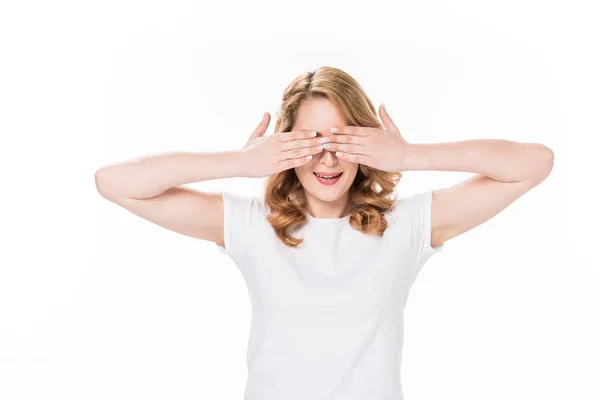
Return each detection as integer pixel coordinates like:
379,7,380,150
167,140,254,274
326,104,411,172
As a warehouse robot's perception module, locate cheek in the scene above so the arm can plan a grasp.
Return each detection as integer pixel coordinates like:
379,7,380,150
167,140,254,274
344,162,359,175
345,166,360,182
294,166,311,180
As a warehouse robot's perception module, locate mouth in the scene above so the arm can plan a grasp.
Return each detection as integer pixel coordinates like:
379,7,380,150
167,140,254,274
313,172,343,185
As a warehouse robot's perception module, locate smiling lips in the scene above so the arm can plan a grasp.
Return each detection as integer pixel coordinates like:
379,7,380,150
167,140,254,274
313,172,342,178
313,172,343,185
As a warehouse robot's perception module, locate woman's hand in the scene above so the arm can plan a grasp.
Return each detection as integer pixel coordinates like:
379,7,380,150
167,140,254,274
325,104,411,172
238,112,325,178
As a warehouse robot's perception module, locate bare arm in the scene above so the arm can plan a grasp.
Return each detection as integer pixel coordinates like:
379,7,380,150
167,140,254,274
402,139,555,248
95,112,323,247
95,150,246,245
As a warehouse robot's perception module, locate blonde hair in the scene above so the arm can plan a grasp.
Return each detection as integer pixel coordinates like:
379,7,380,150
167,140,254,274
264,66,402,247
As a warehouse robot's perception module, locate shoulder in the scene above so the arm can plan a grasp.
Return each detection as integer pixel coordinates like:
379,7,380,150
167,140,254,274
385,189,444,259
220,191,270,219
387,190,434,220
216,191,271,259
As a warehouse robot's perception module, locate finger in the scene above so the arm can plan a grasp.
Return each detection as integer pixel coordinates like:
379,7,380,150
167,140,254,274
322,142,369,155
249,112,271,140
280,135,322,151
379,104,399,133
329,126,369,136
278,129,317,142
334,151,370,164
277,143,324,162
331,134,367,145
277,153,315,170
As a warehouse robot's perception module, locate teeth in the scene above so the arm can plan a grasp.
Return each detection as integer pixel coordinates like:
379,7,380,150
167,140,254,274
315,173,341,179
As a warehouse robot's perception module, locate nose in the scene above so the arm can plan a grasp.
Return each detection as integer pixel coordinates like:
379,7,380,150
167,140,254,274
313,131,339,162
317,145,338,165
316,130,336,140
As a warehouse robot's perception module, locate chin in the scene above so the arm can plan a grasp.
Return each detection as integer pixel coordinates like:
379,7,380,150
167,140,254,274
304,177,351,202
308,189,346,202
295,165,358,201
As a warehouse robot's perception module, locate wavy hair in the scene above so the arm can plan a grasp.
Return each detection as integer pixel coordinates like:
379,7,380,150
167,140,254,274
264,66,402,247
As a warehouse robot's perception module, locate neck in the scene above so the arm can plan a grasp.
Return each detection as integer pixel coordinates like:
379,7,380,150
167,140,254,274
305,191,350,218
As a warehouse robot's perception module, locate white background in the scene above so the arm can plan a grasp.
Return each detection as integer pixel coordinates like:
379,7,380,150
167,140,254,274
1,0,597,399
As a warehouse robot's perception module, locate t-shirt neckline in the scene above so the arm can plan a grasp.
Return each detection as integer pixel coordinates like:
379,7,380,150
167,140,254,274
306,213,351,223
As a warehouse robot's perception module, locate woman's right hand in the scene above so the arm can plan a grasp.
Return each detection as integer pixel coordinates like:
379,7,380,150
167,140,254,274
238,112,325,178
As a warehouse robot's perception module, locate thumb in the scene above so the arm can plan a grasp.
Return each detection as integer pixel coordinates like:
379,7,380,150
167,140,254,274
248,112,271,141
379,104,400,134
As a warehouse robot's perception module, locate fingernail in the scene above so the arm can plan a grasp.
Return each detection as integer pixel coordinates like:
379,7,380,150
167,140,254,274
330,127,338,133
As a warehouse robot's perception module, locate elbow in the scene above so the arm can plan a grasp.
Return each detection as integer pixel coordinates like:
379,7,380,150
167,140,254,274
95,168,115,199
528,144,554,183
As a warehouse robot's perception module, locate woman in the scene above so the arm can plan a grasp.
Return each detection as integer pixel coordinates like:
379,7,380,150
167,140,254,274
95,66,554,400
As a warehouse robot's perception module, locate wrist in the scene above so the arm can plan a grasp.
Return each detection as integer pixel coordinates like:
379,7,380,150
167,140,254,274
223,149,250,178
400,143,431,172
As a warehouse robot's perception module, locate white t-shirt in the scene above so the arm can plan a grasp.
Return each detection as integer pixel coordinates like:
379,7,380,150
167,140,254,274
216,189,444,400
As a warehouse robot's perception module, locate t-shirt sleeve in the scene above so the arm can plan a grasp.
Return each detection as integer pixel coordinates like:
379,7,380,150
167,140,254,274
404,189,445,280
411,189,445,259
215,191,260,271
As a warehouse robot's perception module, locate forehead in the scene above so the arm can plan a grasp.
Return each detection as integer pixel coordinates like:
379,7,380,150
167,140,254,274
292,98,346,135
